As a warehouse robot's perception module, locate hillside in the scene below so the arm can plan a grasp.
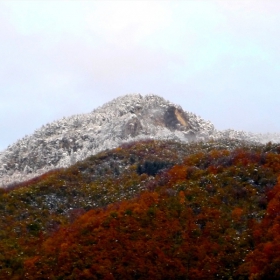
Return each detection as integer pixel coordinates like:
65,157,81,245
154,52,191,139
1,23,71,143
1,139,280,279
1,93,280,187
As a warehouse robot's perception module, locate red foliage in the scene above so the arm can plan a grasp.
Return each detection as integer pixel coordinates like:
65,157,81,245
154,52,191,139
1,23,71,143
2,143,280,279
240,177,280,279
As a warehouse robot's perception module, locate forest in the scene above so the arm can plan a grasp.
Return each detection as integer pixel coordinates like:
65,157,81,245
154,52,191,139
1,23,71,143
0,139,280,279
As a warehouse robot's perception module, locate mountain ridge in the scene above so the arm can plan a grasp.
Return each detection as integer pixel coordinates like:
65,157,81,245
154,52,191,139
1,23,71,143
1,93,279,187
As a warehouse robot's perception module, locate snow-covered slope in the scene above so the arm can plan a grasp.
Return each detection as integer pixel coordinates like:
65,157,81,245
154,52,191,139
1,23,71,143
0,93,279,187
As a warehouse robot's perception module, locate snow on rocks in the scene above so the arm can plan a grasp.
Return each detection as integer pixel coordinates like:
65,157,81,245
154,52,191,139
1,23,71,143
0,93,279,187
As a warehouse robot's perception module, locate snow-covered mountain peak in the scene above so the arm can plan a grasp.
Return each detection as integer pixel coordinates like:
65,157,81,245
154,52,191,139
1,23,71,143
0,93,279,187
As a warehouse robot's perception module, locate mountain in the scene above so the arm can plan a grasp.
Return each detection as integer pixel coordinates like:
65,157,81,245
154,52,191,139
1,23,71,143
1,139,280,279
0,93,279,187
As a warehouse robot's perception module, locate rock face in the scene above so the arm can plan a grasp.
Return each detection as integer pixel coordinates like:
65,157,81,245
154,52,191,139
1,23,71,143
0,93,279,187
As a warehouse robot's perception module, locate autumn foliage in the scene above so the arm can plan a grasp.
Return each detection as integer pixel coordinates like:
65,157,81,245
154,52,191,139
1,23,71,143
0,140,280,279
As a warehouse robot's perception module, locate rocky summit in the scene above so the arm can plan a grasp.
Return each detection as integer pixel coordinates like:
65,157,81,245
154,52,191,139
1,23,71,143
0,93,279,187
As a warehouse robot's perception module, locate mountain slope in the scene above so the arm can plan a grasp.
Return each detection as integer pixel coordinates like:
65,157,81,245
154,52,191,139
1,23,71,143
0,93,279,187
1,139,280,279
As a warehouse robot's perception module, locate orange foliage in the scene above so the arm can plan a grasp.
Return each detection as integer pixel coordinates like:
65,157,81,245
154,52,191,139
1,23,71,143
168,165,187,181
232,207,243,222
240,180,280,279
2,141,280,279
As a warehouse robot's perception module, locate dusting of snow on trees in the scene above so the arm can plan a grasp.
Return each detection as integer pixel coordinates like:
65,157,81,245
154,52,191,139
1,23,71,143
0,93,279,187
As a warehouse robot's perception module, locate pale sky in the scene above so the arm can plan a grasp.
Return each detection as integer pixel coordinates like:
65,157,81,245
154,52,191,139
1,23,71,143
1,0,280,151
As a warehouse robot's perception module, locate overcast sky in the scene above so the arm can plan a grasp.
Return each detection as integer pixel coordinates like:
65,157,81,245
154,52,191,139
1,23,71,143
1,1,280,151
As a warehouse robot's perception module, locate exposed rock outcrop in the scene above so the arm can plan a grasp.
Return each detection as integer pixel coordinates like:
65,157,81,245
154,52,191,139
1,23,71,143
0,93,279,187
